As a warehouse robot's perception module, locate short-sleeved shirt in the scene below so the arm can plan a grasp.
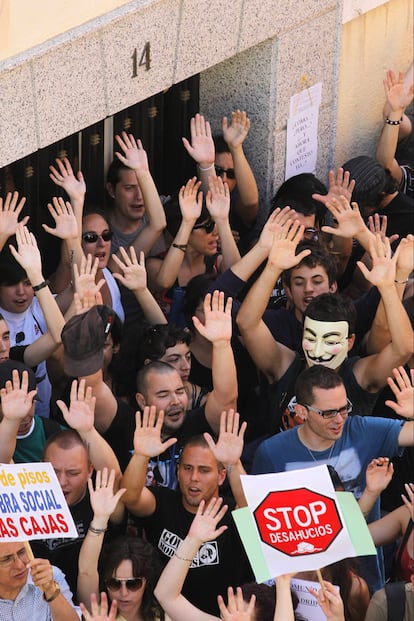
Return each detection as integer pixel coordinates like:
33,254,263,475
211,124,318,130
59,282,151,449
139,488,254,616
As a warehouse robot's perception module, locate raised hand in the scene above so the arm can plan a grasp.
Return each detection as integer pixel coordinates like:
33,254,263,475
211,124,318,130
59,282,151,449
73,290,104,316
80,592,118,621
88,468,126,523
56,379,96,434
268,219,311,271
356,233,401,287
132,407,177,458
385,366,414,419
192,290,232,344
0,369,37,422
187,497,228,544
114,132,149,174
204,410,246,467
112,247,148,292
313,167,355,206
206,175,230,221
365,457,394,495
178,177,203,222
49,157,86,202
320,196,365,240
42,196,78,240
222,109,251,149
257,207,294,251
217,586,256,621
395,233,414,276
9,224,42,276
182,113,215,167
383,69,414,113
0,191,28,239
73,254,105,301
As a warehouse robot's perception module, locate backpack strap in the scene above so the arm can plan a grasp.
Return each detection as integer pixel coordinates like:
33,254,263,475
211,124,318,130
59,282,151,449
385,581,406,621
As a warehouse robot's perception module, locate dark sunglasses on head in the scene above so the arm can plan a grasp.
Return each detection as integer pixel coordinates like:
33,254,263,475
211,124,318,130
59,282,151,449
105,577,144,591
214,165,235,179
82,229,113,244
192,219,215,234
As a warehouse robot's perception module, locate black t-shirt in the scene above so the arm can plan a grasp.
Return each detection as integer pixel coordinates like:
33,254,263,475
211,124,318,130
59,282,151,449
140,488,253,616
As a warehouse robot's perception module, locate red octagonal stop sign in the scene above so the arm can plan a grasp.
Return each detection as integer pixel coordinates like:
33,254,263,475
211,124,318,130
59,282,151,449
253,488,343,556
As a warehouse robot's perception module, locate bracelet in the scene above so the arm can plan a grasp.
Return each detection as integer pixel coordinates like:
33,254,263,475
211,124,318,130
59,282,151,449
385,116,403,125
174,552,193,562
172,243,187,252
394,279,408,284
43,581,60,603
88,524,107,535
198,164,214,171
32,280,48,292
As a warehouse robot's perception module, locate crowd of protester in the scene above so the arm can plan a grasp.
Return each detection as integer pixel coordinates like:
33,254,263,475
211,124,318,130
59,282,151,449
0,62,413,621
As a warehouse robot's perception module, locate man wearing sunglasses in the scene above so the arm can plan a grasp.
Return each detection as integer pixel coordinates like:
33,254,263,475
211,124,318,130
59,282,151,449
252,364,414,593
182,111,259,253
0,542,80,619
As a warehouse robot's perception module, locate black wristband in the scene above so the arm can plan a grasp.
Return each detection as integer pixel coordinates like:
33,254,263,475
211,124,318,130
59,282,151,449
32,280,48,292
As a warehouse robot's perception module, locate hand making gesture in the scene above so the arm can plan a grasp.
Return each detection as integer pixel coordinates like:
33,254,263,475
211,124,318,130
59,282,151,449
182,113,215,169
0,191,28,243
73,254,105,301
222,109,251,150
192,290,232,345
187,497,228,544
112,247,148,292
114,131,150,174
206,175,230,222
217,587,256,621
132,406,177,458
204,410,246,468
0,368,37,424
385,366,414,419
88,468,126,528
178,177,203,223
80,593,118,621
42,196,79,241
267,219,311,271
49,157,86,204
56,379,97,434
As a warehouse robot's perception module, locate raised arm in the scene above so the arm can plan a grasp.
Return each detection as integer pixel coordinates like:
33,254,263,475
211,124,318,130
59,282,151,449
368,481,413,547
204,410,247,507
357,457,394,518
108,132,166,263
376,69,414,185
0,191,28,251
56,379,122,481
77,468,126,605
9,224,65,366
193,291,237,433
154,497,229,621
353,236,414,392
0,368,37,463
385,366,414,447
182,113,216,193
222,110,259,227
236,220,310,383
206,175,241,270
111,246,166,324
120,408,177,516
150,177,203,290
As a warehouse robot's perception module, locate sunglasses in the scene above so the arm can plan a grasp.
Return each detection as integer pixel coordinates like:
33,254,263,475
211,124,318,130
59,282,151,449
105,577,144,591
303,227,319,242
303,399,353,420
214,165,235,179
82,229,113,244
192,219,216,234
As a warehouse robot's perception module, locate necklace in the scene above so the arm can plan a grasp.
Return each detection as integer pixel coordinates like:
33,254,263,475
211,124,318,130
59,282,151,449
298,427,336,464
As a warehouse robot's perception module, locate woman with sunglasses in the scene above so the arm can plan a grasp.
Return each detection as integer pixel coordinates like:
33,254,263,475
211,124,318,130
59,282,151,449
146,174,240,326
78,468,163,621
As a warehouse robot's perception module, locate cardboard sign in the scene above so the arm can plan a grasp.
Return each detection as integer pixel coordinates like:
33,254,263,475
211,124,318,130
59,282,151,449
233,465,376,581
0,462,78,541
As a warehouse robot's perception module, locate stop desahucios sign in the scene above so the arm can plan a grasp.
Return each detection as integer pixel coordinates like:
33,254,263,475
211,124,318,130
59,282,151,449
253,488,343,556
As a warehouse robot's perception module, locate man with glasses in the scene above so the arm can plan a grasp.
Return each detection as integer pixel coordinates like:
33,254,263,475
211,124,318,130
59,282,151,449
252,364,414,593
0,542,80,619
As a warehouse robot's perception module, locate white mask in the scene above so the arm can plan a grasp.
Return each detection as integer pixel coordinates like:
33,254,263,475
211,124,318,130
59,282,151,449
302,317,349,369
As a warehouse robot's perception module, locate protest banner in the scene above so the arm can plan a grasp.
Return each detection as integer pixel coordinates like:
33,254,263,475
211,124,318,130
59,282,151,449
232,465,376,582
0,462,78,543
